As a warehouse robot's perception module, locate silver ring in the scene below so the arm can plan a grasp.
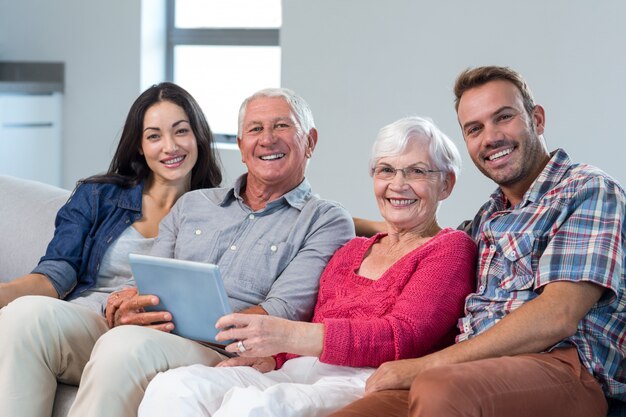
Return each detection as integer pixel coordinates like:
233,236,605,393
237,340,247,353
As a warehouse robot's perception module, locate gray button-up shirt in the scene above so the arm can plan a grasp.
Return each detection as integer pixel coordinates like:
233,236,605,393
150,175,355,321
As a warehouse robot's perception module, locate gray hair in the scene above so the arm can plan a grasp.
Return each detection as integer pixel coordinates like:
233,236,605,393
369,116,462,178
237,87,316,138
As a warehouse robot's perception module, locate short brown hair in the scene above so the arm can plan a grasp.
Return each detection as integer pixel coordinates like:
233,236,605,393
453,66,536,116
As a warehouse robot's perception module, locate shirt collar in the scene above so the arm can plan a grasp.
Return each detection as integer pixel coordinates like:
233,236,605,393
488,148,572,210
117,180,144,211
219,174,313,211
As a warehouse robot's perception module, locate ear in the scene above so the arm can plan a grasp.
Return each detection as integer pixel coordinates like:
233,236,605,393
531,104,546,135
305,128,318,157
237,136,245,163
438,172,456,201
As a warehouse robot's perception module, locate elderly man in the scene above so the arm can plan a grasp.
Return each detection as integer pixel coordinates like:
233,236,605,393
332,66,625,417
67,88,355,417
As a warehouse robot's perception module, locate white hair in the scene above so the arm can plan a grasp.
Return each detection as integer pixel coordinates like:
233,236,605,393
237,88,315,138
369,116,462,179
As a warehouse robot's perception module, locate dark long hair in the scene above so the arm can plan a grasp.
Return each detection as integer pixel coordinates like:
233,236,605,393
83,82,222,190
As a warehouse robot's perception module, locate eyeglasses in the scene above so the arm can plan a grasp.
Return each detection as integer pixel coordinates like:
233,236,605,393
372,164,442,181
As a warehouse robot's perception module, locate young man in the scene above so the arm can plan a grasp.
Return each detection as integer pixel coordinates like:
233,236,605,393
331,66,625,417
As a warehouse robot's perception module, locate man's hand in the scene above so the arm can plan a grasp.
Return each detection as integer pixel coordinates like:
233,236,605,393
216,356,276,373
365,281,607,394
105,288,173,332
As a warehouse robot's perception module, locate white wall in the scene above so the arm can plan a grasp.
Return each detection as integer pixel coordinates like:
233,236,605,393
280,0,626,227
1,0,624,225
0,0,144,189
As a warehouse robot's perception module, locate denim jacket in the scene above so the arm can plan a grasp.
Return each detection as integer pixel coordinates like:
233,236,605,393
32,181,144,300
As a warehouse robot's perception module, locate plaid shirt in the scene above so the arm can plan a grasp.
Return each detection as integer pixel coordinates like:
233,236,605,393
458,149,625,400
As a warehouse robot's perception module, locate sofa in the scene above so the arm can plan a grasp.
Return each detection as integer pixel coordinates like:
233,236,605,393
1,174,625,417
0,174,75,416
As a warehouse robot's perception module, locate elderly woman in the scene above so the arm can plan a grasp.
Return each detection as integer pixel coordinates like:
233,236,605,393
138,116,477,417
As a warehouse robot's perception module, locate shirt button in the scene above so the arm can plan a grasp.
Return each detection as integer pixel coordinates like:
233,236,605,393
489,244,496,251
479,285,485,292
195,229,202,235
125,219,130,224
248,214,255,220
508,250,516,256
270,245,277,252
230,245,237,251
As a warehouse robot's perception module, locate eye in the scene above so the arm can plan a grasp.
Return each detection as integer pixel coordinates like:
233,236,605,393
465,125,481,136
249,126,262,133
146,133,160,141
379,166,395,174
409,167,427,176
275,123,289,129
497,113,513,122
176,128,190,135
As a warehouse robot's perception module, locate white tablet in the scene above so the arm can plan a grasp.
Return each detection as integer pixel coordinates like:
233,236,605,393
128,253,233,345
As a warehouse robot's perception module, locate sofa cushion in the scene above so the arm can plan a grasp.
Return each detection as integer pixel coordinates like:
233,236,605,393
0,175,70,281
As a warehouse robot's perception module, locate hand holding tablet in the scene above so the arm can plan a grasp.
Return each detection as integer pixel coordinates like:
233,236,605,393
128,253,234,345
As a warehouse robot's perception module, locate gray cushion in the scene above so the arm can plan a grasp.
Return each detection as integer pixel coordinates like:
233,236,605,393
0,175,76,416
0,175,69,281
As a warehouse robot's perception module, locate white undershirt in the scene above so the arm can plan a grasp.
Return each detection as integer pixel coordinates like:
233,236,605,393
69,226,154,314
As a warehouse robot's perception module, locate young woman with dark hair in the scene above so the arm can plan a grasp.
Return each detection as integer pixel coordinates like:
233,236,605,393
0,82,222,417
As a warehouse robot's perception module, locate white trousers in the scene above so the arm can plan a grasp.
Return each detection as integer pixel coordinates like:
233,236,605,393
0,296,109,417
138,356,375,417
68,324,226,417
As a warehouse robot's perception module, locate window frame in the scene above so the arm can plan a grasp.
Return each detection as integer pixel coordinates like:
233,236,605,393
165,0,280,81
164,0,280,145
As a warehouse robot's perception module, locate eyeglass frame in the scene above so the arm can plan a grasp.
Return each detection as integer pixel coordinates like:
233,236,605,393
372,163,442,181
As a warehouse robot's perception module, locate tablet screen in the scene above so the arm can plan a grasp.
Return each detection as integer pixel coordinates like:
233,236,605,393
129,253,233,345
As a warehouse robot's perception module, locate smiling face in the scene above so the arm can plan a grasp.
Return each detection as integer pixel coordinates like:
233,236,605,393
457,80,550,205
374,138,452,234
141,100,198,188
238,96,317,197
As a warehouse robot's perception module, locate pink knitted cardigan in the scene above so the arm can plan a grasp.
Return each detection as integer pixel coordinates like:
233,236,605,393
275,227,477,369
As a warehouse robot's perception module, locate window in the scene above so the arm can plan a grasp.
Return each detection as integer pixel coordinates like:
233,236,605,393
166,0,282,147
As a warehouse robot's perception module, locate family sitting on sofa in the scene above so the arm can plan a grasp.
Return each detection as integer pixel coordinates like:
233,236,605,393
0,65,624,417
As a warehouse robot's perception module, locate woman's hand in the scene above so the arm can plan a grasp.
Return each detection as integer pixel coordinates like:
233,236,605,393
216,356,277,373
0,273,58,308
365,358,425,393
214,313,324,358
0,285,9,308
105,288,173,332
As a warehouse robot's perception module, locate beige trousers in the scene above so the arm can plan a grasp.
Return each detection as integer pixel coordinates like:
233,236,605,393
68,324,226,417
0,295,109,417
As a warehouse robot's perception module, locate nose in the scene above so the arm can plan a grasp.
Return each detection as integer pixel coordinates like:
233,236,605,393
163,134,179,153
259,126,277,146
389,169,409,188
481,123,504,148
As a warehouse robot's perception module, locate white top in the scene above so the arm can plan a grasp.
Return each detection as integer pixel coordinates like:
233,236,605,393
69,226,154,314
